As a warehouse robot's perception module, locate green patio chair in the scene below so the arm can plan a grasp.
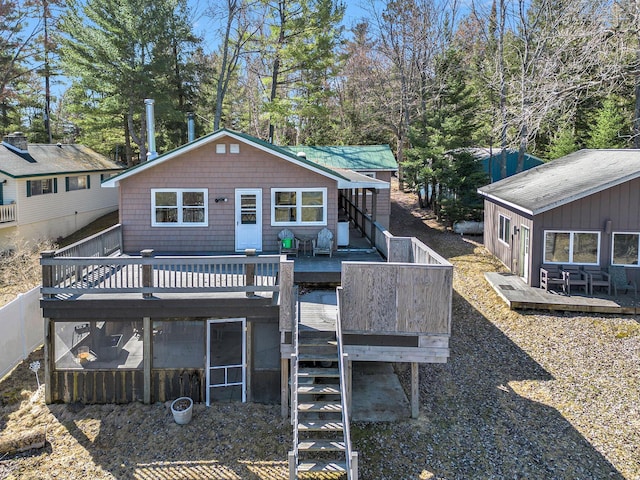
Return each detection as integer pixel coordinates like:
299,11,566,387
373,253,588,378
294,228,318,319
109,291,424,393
608,265,637,297
278,229,299,257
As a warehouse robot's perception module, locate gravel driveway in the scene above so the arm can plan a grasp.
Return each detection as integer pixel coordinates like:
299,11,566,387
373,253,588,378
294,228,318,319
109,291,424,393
0,180,638,480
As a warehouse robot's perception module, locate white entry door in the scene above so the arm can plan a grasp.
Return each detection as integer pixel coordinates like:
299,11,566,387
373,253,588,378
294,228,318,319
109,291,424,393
520,225,530,282
235,189,262,252
206,318,246,405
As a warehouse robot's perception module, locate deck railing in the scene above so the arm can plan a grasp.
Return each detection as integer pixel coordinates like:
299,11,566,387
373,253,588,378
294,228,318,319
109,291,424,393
340,193,376,247
0,203,17,224
41,250,285,297
340,236,453,336
54,224,122,258
336,292,357,479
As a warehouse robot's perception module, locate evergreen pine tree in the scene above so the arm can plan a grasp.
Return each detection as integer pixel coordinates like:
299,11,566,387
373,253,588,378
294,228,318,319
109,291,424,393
586,96,629,149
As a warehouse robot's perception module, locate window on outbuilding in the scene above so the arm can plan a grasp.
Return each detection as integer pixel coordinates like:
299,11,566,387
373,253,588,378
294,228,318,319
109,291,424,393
498,214,511,245
544,231,600,265
612,232,639,266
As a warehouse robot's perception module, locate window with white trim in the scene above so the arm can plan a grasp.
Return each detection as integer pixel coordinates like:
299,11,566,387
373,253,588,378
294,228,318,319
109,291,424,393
271,188,327,226
612,232,639,266
498,214,511,244
544,230,600,264
152,189,208,226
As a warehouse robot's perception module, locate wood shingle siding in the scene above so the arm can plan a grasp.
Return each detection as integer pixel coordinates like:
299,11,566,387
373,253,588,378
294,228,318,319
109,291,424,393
119,142,337,253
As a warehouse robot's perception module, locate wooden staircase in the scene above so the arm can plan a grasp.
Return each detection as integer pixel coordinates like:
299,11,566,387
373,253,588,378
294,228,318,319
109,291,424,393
289,326,358,479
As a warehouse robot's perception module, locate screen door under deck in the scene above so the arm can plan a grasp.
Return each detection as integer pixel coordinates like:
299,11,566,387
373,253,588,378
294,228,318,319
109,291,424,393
206,319,246,406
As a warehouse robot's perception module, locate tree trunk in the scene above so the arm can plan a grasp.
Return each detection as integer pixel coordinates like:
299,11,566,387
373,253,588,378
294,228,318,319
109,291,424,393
267,0,286,144
498,0,508,181
635,32,640,148
215,0,237,131
128,103,147,164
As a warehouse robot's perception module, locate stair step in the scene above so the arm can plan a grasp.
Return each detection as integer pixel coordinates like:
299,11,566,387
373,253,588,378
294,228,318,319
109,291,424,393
297,384,341,395
298,336,338,347
298,367,340,378
298,330,336,339
298,420,344,432
299,353,338,362
298,439,346,452
298,401,342,413
298,345,337,354
298,460,347,473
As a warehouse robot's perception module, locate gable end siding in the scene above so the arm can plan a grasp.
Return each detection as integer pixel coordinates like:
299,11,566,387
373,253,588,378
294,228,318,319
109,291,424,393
120,141,338,253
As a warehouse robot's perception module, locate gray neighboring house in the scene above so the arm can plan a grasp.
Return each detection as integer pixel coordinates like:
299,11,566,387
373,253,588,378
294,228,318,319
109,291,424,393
478,149,640,287
0,132,124,248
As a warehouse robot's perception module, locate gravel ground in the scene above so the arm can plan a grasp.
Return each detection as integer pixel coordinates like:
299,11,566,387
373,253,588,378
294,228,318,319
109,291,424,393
1,181,639,480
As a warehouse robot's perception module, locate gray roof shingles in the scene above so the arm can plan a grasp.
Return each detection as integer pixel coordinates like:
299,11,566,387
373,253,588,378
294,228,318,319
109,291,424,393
477,149,640,215
1,143,124,178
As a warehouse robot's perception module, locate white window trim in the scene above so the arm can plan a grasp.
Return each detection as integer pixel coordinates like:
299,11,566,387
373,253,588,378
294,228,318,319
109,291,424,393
270,187,327,226
611,231,640,267
498,214,511,246
151,188,209,227
543,230,600,265
216,144,226,154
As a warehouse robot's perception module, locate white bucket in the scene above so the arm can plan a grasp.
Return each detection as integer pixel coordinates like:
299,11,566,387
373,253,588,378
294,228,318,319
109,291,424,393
170,397,193,425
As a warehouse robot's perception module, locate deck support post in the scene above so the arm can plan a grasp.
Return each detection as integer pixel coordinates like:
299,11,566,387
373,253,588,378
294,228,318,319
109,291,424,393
347,359,353,418
281,357,289,418
370,189,377,245
43,317,53,404
41,251,56,298
141,249,154,299
351,451,359,480
288,451,296,480
245,249,256,297
143,316,151,404
411,362,419,418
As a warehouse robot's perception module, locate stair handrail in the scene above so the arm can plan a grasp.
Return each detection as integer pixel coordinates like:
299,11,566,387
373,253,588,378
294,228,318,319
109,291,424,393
336,287,356,479
290,286,300,475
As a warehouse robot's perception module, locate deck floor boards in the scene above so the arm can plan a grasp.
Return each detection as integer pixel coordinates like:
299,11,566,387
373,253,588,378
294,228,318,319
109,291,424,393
485,272,640,314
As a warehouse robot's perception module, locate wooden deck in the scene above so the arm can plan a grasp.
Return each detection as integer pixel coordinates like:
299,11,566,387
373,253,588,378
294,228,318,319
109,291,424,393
485,272,640,314
298,289,338,332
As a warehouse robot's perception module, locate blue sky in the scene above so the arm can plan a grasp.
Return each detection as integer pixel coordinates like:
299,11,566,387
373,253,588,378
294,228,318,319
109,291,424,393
191,0,374,51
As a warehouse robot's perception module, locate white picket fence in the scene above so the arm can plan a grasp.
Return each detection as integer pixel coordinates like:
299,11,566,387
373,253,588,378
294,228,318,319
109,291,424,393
0,287,44,380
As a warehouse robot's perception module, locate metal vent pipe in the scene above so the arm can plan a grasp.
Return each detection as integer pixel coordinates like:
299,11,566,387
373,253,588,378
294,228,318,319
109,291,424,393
187,112,195,142
144,99,157,160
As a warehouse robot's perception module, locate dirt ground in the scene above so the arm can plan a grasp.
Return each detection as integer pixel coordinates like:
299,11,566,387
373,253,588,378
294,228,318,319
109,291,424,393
0,181,638,480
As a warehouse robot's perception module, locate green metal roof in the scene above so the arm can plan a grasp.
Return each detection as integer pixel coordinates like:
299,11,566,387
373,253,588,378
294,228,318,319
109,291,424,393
281,145,397,171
